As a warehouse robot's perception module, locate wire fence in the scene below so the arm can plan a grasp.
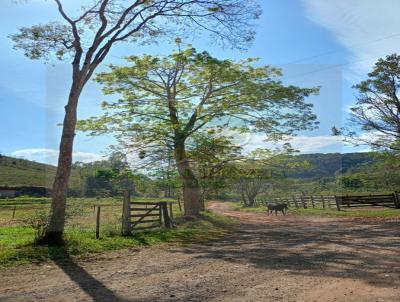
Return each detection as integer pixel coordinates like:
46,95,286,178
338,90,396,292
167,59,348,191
0,197,180,238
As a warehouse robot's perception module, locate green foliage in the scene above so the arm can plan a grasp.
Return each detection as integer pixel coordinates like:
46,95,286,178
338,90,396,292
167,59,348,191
229,150,309,206
79,47,318,202
21,209,49,241
287,152,376,179
334,152,400,192
336,175,364,189
340,54,400,151
80,46,318,146
10,22,74,60
84,169,120,197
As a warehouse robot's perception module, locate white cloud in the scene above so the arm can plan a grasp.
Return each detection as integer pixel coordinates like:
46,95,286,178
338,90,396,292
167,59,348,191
11,148,103,165
302,0,400,80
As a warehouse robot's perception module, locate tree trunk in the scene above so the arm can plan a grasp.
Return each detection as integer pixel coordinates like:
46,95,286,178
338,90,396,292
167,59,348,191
41,79,83,244
174,141,201,217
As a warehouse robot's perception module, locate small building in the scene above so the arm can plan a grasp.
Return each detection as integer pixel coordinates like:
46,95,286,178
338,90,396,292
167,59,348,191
0,188,16,198
0,186,51,198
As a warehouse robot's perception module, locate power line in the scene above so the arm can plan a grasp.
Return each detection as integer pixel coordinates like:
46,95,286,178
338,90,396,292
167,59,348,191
283,51,399,81
283,32,400,65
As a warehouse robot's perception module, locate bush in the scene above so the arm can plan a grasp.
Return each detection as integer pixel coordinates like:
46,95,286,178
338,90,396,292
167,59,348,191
22,209,49,242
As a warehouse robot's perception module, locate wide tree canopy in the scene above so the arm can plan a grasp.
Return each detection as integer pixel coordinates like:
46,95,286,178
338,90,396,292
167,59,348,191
81,46,318,146
79,46,319,215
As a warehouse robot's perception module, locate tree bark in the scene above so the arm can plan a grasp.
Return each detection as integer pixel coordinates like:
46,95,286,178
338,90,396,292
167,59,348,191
41,78,83,244
174,140,201,217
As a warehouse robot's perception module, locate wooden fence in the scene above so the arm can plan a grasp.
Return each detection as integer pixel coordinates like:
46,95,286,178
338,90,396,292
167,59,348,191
129,201,173,231
0,200,176,239
335,193,400,210
255,191,400,211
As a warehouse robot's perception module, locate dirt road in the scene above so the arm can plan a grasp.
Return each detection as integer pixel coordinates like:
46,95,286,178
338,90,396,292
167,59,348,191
1,201,399,301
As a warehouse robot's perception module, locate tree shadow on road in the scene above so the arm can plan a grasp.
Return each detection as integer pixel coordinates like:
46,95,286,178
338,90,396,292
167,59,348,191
49,247,126,302
175,218,400,288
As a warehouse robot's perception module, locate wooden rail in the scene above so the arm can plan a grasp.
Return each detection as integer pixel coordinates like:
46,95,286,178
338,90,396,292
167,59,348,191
130,201,173,231
334,193,399,210
254,191,400,211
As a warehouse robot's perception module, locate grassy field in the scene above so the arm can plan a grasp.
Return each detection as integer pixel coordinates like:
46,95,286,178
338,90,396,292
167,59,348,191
0,155,82,188
228,202,400,218
0,197,236,266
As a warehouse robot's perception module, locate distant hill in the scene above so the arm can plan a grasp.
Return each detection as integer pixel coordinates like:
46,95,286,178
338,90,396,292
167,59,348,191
0,155,80,188
0,152,378,188
288,152,377,179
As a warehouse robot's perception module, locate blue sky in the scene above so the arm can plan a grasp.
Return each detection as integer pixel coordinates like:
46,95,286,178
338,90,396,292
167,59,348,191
1,0,400,164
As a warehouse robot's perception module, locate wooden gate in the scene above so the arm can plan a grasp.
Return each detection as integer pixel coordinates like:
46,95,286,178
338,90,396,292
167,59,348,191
130,201,172,231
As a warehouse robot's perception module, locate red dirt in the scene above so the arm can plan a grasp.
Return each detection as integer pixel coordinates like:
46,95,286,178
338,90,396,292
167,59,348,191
0,201,399,301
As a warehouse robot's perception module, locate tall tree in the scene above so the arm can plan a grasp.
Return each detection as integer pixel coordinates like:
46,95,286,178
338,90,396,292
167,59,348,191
79,46,319,216
334,54,400,152
11,0,261,243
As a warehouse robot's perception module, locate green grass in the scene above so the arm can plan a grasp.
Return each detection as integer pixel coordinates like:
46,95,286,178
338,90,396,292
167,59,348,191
0,210,236,266
0,155,82,188
290,207,400,218
227,201,400,218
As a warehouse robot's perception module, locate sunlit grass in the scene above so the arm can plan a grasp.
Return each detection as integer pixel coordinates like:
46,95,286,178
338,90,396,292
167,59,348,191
0,210,236,266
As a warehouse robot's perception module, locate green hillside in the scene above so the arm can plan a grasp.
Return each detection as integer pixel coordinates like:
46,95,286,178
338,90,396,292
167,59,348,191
0,155,80,188
288,152,376,179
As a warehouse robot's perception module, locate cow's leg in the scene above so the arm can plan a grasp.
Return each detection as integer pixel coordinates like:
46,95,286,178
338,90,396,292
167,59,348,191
275,210,277,216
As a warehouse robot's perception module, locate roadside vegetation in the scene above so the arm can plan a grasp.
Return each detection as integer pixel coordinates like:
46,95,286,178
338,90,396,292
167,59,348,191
0,197,235,266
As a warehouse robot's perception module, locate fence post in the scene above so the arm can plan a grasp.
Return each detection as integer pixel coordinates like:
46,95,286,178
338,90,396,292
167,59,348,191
311,195,315,208
95,205,101,239
292,195,298,208
321,195,326,209
334,195,341,211
300,194,307,209
393,191,400,209
122,190,132,236
169,202,174,220
177,196,182,213
160,202,172,228
11,205,16,219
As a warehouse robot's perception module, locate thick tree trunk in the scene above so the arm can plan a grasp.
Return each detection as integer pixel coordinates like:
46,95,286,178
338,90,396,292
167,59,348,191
174,141,201,217
41,80,83,244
